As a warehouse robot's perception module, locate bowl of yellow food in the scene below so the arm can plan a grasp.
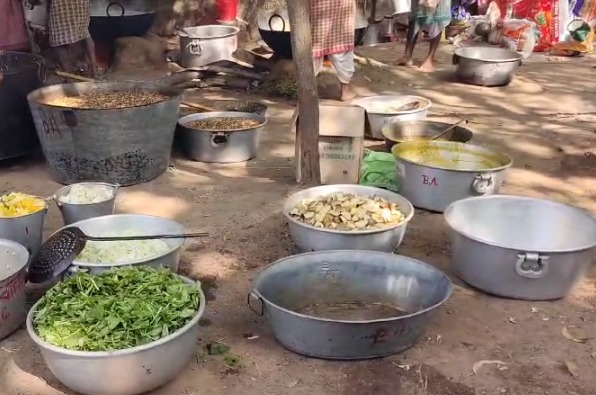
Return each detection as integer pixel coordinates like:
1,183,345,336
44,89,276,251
0,192,48,257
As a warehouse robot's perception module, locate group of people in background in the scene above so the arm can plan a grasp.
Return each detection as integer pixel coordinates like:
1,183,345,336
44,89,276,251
313,0,453,100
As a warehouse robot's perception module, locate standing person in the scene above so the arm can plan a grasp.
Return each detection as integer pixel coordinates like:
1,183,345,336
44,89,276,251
48,0,98,76
397,0,452,72
310,0,357,101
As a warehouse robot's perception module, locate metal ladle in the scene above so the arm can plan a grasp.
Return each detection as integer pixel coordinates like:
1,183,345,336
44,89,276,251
27,227,209,284
430,118,466,141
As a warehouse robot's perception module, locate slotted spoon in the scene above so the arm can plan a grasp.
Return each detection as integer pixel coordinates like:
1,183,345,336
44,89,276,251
27,227,208,284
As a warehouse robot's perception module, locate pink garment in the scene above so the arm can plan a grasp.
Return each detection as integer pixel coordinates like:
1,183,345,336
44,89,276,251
0,0,30,51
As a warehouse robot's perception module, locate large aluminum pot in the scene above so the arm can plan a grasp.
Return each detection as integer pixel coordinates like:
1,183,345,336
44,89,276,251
283,185,414,252
0,200,47,258
0,239,29,340
392,141,513,212
445,195,596,300
26,276,206,395
178,25,239,68
352,95,431,140
248,250,453,359
53,182,119,225
178,111,266,163
27,81,181,186
56,214,186,277
453,46,523,87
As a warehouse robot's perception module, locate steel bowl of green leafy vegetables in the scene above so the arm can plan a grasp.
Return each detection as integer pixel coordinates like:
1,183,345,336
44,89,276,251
26,266,206,395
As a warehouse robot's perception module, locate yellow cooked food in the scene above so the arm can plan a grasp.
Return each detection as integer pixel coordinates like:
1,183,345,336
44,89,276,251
289,192,406,231
395,142,502,171
0,192,46,218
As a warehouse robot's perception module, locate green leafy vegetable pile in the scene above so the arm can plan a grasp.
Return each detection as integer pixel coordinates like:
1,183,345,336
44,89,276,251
33,266,201,352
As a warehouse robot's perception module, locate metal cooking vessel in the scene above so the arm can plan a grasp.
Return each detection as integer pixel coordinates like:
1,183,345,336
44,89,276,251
352,95,431,140
26,276,206,395
283,185,414,252
0,200,47,259
248,250,453,359
382,120,474,149
89,1,156,44
178,25,239,68
445,195,596,300
0,239,29,340
28,81,181,186
392,141,513,212
55,214,186,277
53,182,119,225
178,111,266,163
0,51,45,160
453,46,523,87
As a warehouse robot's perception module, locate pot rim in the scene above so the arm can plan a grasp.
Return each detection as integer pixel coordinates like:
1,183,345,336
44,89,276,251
53,182,119,207
352,95,432,116
454,47,523,63
0,239,29,282
52,214,186,267
381,119,474,144
252,250,453,324
26,276,205,358
444,195,596,253
27,82,181,111
178,111,268,132
177,25,240,39
0,194,48,220
283,185,415,235
392,140,513,172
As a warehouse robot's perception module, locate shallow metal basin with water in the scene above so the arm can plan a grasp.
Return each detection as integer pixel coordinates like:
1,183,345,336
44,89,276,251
248,250,452,359
445,195,596,300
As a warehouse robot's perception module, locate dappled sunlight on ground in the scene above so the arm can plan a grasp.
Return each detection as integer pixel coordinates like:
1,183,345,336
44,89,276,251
116,190,192,219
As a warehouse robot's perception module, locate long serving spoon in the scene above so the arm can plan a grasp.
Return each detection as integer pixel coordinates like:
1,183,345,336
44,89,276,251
430,118,467,141
27,227,209,284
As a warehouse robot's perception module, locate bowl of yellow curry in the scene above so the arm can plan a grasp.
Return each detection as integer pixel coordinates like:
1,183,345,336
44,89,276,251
0,192,48,258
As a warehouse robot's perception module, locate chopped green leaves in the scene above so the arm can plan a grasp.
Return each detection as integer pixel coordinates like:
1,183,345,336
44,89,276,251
33,266,201,352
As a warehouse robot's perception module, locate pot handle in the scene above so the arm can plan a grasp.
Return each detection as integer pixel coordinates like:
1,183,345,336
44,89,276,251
35,58,46,84
106,2,125,17
247,292,264,316
471,173,493,194
187,39,203,56
515,253,549,279
210,132,229,147
268,13,286,32
452,54,460,65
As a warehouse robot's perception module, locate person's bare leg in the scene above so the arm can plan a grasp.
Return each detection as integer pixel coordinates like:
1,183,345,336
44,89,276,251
340,83,356,101
84,36,98,77
56,46,72,72
419,32,442,72
397,19,418,66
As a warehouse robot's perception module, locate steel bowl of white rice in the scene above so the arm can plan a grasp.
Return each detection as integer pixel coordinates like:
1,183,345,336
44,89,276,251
55,214,187,276
53,182,119,225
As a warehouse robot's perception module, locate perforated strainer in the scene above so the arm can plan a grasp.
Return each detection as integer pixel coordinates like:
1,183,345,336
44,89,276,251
27,227,208,283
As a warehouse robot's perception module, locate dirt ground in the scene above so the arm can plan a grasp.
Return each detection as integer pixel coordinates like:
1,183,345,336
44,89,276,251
1,43,595,395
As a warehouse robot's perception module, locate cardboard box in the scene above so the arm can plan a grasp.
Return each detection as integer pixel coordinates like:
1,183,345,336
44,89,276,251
292,102,365,184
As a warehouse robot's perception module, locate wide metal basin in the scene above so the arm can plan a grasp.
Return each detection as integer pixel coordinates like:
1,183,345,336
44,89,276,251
57,214,186,276
352,95,431,140
445,195,596,300
382,120,474,149
248,250,453,359
392,141,513,212
0,239,29,340
26,275,206,395
283,185,414,252
453,46,523,87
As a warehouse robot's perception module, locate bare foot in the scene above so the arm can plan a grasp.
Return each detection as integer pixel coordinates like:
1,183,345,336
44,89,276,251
397,57,414,66
340,84,357,101
418,60,435,73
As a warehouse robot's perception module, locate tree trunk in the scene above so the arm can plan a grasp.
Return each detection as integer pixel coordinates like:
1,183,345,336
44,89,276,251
286,0,321,185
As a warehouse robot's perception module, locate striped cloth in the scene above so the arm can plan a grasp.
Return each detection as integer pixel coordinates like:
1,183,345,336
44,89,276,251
310,0,356,58
48,0,91,47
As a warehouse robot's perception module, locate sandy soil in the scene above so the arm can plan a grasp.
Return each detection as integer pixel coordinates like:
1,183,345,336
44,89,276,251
0,43,595,395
